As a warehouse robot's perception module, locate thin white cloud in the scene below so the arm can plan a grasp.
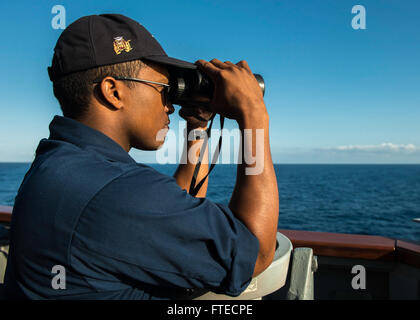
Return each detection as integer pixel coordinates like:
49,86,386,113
331,143,418,153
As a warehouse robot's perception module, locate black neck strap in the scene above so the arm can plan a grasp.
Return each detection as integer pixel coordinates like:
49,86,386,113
188,115,225,197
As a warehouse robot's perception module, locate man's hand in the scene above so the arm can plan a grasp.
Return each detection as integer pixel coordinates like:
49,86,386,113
179,104,214,130
174,104,213,198
195,59,266,122
195,58,278,277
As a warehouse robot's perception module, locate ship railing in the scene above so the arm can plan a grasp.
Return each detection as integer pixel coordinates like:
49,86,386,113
1,205,420,299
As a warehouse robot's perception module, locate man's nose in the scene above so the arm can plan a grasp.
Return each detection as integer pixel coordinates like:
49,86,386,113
165,103,175,115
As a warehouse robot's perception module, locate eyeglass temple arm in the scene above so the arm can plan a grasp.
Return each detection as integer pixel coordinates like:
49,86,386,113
93,77,170,87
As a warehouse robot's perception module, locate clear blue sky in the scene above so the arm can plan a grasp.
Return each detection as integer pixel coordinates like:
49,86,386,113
1,0,419,163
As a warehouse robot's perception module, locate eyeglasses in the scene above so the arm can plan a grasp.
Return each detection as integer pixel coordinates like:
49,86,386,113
93,76,171,105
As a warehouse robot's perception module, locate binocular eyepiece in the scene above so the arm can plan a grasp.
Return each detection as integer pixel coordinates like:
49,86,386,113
168,68,265,109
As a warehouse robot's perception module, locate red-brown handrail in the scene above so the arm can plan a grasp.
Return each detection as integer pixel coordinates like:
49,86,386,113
278,229,396,260
0,205,12,223
1,205,419,267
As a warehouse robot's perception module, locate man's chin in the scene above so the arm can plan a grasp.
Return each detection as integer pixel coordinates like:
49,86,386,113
139,140,166,151
136,144,163,151
132,129,168,151
155,139,166,150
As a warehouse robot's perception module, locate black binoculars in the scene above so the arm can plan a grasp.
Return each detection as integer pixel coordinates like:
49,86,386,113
168,68,265,109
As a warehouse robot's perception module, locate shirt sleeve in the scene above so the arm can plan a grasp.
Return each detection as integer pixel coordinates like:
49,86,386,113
72,164,259,296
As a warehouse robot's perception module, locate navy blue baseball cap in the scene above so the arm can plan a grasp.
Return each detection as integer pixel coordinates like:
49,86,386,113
48,14,197,81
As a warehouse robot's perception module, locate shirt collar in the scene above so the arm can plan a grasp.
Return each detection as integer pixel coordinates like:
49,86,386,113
39,115,136,164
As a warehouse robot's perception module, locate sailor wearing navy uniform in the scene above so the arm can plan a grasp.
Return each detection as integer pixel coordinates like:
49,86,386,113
3,14,278,299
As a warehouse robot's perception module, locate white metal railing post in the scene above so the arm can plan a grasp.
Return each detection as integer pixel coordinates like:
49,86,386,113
286,248,318,300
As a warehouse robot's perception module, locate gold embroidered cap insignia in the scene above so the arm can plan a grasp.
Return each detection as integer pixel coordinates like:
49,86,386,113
113,36,133,55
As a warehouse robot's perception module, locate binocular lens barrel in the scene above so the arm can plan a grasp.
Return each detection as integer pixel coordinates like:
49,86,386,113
169,69,265,108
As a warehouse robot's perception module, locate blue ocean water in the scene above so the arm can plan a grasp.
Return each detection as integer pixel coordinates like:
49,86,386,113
1,163,419,242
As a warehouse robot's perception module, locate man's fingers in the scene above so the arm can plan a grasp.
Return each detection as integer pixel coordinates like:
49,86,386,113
196,107,214,121
179,106,214,122
195,60,219,79
224,61,236,67
236,60,252,73
178,108,211,129
195,58,232,76
196,59,251,75
209,58,230,69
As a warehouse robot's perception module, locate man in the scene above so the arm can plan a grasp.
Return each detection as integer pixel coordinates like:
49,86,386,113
3,14,278,299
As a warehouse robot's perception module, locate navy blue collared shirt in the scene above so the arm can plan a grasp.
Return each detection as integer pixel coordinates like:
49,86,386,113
3,115,259,300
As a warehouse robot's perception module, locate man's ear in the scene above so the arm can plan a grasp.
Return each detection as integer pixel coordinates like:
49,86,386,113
95,77,127,110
